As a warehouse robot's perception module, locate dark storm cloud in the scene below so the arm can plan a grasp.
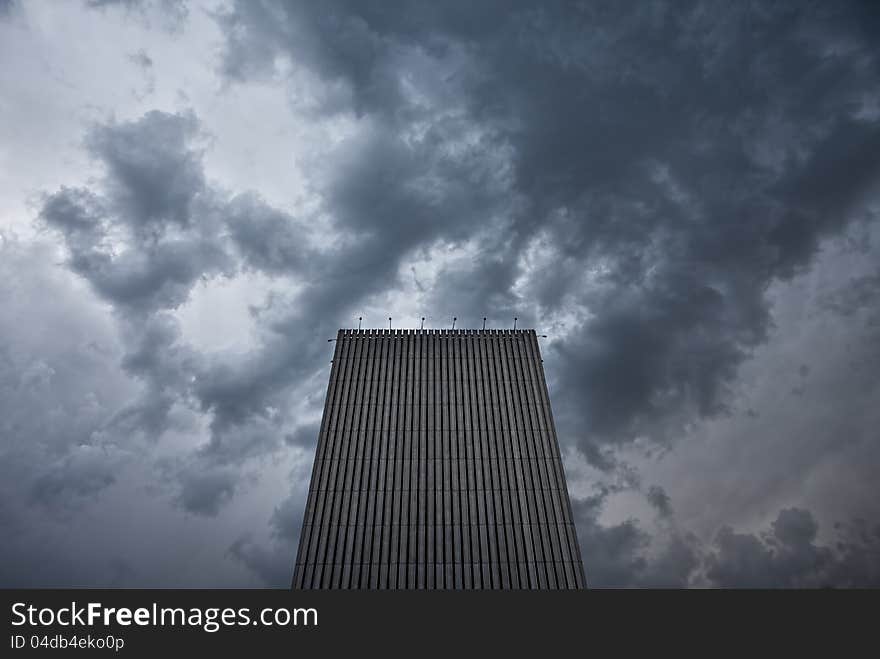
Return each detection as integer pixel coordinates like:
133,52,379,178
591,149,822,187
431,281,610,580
85,110,205,230
30,446,121,509
38,114,233,505
818,269,880,318
704,508,880,588
228,469,309,585
646,485,673,518
571,493,652,586
0,237,141,585
225,193,313,274
128,49,153,70
570,491,701,588
571,494,880,588
284,421,320,448
227,536,292,586
174,464,238,517
40,112,234,315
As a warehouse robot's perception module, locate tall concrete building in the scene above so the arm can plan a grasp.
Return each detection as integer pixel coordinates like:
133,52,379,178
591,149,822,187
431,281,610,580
292,328,585,589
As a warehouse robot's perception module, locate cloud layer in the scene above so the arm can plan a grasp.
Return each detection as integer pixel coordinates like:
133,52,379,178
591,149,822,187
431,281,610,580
0,0,878,586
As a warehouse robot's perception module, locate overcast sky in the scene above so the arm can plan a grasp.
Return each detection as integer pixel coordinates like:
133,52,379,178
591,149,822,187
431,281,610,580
1,0,879,588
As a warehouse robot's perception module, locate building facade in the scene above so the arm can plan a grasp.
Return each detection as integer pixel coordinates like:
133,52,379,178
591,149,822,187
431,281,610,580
292,328,585,589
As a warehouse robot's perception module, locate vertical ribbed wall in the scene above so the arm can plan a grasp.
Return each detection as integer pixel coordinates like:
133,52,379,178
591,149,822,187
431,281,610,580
292,329,586,589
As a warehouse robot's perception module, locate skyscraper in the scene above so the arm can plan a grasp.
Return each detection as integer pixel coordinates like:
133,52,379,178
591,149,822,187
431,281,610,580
292,328,585,589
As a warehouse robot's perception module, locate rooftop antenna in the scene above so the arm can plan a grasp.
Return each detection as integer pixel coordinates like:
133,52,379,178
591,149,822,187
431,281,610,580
420,317,425,330
452,317,457,330
482,317,487,330
358,316,362,330
514,317,518,330
388,317,392,330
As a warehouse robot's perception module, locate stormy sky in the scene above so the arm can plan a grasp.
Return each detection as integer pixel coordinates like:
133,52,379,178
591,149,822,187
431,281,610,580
1,0,879,587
